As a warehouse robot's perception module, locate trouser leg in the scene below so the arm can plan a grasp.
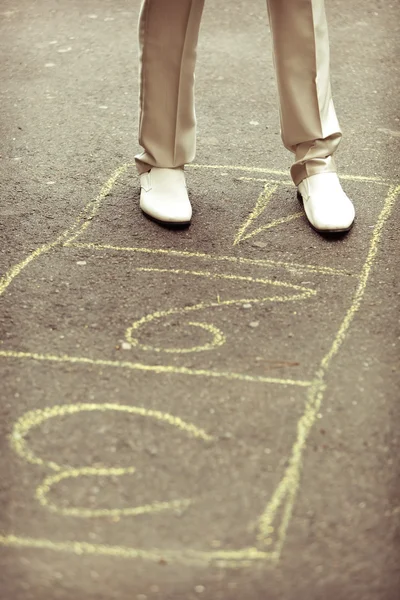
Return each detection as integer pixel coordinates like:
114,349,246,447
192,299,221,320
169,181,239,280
135,0,205,174
266,0,342,185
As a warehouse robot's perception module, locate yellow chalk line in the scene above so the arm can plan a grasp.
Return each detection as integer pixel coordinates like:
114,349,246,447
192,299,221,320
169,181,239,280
0,349,312,387
61,164,133,245
240,212,304,243
188,164,290,177
256,183,400,556
234,183,278,245
66,242,356,278
125,267,315,353
134,266,315,292
236,177,293,185
0,243,59,297
0,534,273,567
0,164,131,298
320,184,400,371
188,163,393,184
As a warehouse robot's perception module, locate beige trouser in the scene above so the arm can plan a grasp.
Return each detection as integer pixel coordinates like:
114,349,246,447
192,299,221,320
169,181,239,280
135,0,342,186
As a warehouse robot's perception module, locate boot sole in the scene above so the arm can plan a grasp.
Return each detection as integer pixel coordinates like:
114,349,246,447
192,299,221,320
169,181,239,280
141,209,191,229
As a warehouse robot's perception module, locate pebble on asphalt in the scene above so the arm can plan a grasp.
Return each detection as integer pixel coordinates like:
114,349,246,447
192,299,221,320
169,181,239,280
195,585,205,594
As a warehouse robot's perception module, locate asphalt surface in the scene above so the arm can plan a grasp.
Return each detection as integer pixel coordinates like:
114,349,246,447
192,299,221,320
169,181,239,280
1,1,400,599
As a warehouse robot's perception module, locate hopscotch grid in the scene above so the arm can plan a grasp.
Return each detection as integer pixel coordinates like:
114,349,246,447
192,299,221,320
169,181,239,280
0,161,398,566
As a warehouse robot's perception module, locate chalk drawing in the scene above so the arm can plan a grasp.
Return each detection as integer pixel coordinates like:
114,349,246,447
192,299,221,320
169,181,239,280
11,403,214,518
233,181,304,245
0,159,398,567
125,267,315,353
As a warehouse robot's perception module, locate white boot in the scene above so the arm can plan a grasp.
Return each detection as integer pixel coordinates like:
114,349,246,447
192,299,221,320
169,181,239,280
298,172,355,233
140,167,192,225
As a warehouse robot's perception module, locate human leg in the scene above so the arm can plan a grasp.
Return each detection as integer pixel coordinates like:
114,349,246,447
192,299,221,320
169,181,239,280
135,0,205,175
266,0,341,185
266,0,354,231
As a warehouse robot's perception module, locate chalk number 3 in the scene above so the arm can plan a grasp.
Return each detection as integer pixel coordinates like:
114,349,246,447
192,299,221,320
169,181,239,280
11,403,214,519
